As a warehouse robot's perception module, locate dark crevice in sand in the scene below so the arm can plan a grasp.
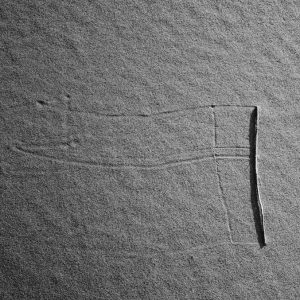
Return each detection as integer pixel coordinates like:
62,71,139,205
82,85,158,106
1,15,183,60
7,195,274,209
36,100,49,106
249,107,266,248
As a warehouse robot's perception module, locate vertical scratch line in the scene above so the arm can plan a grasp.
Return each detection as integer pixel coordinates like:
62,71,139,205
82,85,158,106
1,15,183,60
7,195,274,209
254,106,266,247
211,105,217,148
61,95,70,144
211,106,233,244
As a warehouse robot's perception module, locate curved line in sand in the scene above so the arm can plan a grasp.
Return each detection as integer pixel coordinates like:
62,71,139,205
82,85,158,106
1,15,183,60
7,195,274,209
11,143,249,169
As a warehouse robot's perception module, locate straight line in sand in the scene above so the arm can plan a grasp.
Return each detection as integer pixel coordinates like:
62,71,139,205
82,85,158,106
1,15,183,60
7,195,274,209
211,106,234,245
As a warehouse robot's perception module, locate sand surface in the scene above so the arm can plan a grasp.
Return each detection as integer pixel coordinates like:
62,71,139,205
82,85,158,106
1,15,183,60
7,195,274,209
1,1,300,299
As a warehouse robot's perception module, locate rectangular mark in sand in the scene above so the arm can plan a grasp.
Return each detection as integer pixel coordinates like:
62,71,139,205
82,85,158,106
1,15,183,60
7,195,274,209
212,105,266,248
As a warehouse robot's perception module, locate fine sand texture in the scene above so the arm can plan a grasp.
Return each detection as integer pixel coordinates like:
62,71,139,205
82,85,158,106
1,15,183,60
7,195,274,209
1,1,300,299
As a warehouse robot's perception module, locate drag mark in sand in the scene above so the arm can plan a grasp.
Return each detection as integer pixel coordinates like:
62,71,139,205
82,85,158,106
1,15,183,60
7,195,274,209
12,143,250,170
8,104,265,247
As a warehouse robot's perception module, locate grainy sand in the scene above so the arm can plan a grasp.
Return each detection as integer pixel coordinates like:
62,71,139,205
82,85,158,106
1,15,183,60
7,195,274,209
1,1,300,299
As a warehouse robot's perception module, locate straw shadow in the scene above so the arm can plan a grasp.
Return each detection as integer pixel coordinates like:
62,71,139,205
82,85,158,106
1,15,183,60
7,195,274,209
249,107,266,248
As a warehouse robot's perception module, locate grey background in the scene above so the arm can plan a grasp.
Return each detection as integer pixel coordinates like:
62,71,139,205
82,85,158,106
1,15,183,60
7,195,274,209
1,1,300,299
